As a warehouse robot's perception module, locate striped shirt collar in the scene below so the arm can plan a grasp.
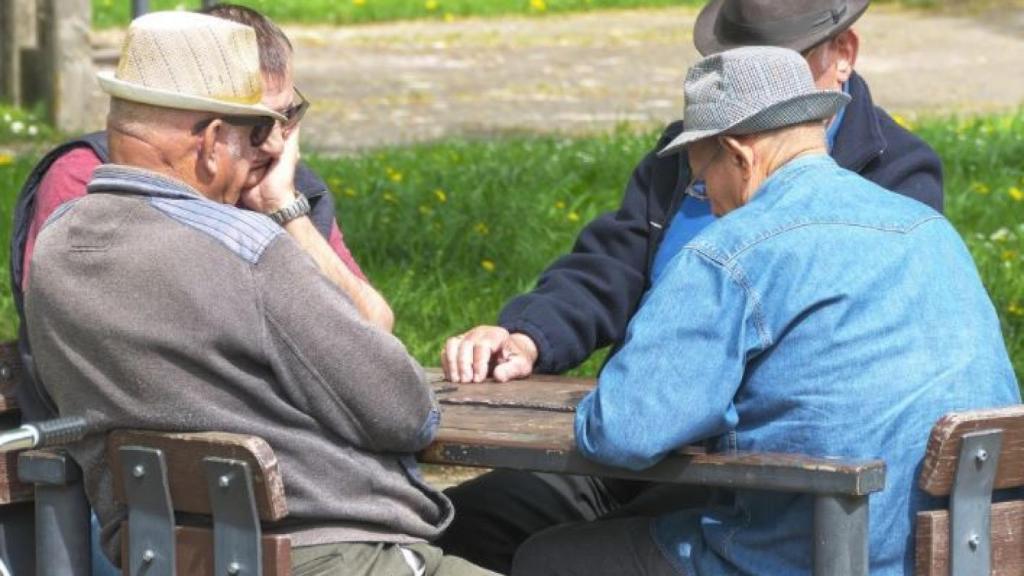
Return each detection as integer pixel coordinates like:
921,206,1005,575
88,164,206,201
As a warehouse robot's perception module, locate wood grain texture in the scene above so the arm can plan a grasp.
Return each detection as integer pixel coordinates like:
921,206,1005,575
0,340,23,413
0,450,33,505
919,406,1024,496
121,525,292,576
108,430,287,522
423,404,885,495
427,368,594,412
915,500,1024,576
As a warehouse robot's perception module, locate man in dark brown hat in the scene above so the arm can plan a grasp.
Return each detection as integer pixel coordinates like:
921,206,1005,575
438,0,944,573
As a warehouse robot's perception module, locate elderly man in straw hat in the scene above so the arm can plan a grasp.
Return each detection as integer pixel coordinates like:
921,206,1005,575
509,46,1019,576
24,11,495,576
12,3,392,424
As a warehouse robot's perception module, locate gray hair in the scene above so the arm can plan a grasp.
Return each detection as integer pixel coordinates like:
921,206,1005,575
200,4,292,80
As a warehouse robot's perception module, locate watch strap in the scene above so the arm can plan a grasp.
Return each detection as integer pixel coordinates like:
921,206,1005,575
268,194,311,225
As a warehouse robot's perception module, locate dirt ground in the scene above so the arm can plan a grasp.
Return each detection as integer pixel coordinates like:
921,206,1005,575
84,4,1024,154
283,3,1024,152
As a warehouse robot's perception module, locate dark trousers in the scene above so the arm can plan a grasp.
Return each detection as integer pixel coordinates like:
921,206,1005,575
437,470,714,575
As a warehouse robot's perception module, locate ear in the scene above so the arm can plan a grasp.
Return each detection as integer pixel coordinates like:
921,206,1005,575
833,29,859,83
196,119,223,182
719,135,754,181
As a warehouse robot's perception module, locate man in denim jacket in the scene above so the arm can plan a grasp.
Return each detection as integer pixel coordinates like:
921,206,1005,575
440,2,947,571
512,46,1020,575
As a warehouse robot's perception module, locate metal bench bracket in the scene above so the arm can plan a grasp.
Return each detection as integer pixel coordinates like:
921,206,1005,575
204,457,262,576
18,450,89,576
950,428,1002,576
119,446,175,576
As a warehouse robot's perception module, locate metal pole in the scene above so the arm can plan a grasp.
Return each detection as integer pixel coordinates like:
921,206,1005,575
131,0,149,19
19,452,91,576
813,494,869,576
35,482,91,576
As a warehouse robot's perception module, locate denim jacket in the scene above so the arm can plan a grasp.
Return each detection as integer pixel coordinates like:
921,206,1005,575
575,155,1019,575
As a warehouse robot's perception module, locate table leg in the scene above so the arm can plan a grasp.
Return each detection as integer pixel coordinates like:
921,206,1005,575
813,493,868,576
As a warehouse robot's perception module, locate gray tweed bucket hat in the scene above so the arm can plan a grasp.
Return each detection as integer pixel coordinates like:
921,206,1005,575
658,46,851,157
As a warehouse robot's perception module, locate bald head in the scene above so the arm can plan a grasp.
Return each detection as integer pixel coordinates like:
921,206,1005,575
107,98,252,204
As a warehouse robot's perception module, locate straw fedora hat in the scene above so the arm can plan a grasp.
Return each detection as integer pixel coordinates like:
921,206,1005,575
98,11,286,121
694,0,870,56
658,46,850,157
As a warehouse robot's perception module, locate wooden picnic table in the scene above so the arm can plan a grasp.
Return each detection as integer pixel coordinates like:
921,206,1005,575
419,369,885,576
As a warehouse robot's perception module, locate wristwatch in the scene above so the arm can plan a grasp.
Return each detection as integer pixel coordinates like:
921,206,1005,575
268,194,311,225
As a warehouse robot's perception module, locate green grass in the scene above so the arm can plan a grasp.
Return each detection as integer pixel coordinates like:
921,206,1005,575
90,0,963,28
91,0,706,28
0,109,1022,384
301,112,1024,381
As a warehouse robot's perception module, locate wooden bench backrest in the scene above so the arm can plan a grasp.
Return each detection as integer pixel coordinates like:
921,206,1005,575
0,341,32,506
918,405,1024,496
108,430,288,522
915,405,1024,576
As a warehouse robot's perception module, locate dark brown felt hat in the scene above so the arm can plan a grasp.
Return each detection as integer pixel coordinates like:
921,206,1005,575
693,0,870,56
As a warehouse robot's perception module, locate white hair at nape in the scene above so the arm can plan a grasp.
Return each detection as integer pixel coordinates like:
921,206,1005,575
107,98,204,139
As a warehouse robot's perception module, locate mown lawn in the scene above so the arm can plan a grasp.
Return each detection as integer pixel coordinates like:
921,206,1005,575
0,108,1022,384
91,0,706,28
90,0,943,28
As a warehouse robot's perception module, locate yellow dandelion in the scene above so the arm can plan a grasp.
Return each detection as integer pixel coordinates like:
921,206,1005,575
425,0,439,10
419,204,433,216
969,182,990,195
434,189,447,203
1009,302,1024,317
1001,250,1018,262
891,114,911,130
328,177,342,189
474,222,490,236
386,168,403,183
0,153,12,167
352,0,366,6
383,192,398,204
480,259,496,273
444,12,455,22
344,188,358,198
1009,186,1023,202
554,200,566,210
567,211,580,222
530,0,547,12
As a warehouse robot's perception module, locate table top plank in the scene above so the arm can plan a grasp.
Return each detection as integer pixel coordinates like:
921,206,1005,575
428,370,591,413
423,372,886,496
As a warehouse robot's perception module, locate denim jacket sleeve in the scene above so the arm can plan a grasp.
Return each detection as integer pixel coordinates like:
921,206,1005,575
574,247,767,470
498,124,687,374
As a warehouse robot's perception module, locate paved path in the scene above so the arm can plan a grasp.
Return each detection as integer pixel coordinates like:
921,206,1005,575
278,4,1024,152
90,5,1024,152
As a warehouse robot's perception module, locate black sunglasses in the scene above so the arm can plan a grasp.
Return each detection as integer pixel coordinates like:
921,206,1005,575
192,88,311,148
281,88,310,136
192,114,276,148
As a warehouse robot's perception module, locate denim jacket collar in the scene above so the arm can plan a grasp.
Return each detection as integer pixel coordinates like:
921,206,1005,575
748,153,835,208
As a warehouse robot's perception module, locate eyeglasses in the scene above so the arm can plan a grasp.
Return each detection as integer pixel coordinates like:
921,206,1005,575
192,114,276,148
683,145,723,201
280,88,310,136
191,88,310,148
